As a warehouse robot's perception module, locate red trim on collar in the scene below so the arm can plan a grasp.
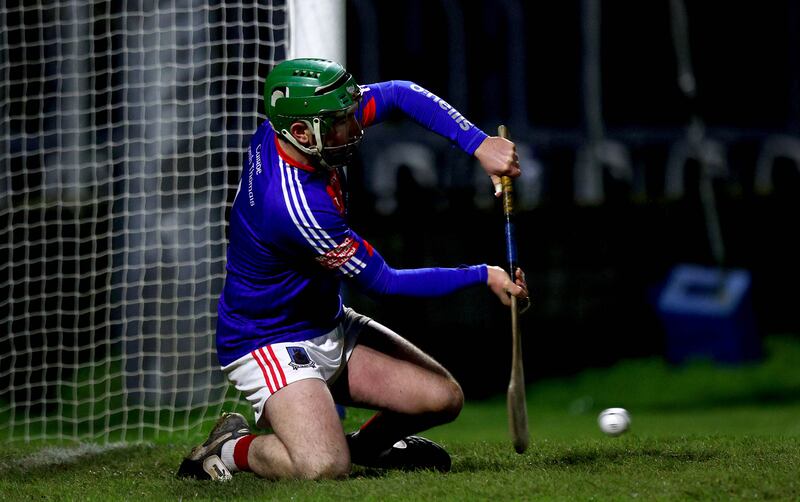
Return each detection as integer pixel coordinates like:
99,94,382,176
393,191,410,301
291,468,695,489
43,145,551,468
274,136,316,173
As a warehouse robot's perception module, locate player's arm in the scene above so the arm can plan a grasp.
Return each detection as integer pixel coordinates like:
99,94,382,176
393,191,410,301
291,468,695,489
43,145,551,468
329,227,526,302
357,80,520,195
344,231,486,297
358,247,526,303
289,201,488,296
357,80,484,151
276,181,525,302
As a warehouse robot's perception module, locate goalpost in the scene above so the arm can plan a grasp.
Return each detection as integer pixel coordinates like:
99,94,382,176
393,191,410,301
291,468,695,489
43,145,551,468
0,0,344,443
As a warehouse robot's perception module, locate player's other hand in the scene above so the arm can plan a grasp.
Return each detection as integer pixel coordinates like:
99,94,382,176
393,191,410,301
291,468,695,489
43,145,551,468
487,266,528,307
474,136,521,198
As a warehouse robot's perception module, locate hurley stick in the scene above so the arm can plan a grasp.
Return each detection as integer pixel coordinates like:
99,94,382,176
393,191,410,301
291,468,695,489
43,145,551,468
498,124,529,454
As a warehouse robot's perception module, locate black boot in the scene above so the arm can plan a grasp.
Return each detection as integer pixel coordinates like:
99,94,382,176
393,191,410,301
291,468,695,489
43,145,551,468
346,431,451,472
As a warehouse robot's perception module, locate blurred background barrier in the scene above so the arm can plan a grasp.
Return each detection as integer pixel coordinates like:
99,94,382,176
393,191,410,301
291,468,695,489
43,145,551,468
2,0,800,441
656,265,760,364
344,0,800,396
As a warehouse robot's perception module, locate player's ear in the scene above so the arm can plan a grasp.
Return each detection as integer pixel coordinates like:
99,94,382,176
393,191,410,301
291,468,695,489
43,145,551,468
289,121,313,146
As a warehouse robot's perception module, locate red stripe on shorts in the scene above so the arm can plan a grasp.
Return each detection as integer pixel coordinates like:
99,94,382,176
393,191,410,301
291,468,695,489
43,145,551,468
251,349,275,393
259,347,283,391
267,345,288,387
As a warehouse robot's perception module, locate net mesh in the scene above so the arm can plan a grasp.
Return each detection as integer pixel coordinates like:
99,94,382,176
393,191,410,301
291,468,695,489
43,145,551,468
0,0,288,442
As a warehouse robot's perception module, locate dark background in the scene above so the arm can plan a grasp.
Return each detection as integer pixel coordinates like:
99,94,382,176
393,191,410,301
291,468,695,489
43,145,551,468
339,1,800,398
2,0,799,406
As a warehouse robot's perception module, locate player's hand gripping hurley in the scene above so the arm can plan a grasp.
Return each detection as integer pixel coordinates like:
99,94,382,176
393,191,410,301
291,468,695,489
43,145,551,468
498,125,529,454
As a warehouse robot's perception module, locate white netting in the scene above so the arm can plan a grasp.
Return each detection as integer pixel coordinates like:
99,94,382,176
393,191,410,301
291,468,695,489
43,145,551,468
0,0,289,442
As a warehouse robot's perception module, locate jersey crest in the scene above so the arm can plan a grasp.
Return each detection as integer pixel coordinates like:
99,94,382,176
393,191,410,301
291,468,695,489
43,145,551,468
286,346,316,369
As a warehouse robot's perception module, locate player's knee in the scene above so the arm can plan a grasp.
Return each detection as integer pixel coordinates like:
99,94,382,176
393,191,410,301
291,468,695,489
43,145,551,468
435,378,464,422
295,451,350,480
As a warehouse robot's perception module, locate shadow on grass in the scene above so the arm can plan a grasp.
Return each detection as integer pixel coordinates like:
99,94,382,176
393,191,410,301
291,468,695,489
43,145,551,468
645,388,800,412
349,466,393,479
545,447,717,466
453,444,718,473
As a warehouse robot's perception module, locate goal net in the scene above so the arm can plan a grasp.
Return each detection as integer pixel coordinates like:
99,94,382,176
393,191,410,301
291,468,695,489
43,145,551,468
0,0,295,443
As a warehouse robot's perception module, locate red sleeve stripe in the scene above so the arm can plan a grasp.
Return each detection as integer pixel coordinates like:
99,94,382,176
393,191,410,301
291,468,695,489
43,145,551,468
362,238,374,257
362,97,376,127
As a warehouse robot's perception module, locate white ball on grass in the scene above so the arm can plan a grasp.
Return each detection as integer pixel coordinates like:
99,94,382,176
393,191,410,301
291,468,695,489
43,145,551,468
598,407,630,436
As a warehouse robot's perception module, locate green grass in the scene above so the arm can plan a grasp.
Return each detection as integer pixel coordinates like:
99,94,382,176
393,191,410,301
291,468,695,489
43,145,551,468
2,336,800,501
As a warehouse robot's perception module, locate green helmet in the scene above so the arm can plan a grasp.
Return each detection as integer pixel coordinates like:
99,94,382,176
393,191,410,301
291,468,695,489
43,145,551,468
264,58,363,169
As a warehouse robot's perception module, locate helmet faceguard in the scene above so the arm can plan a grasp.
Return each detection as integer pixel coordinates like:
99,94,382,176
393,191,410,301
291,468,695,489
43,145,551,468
264,58,364,170
315,103,364,168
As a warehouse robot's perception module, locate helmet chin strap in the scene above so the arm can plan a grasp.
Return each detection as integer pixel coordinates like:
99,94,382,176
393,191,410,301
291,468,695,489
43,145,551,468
280,118,333,170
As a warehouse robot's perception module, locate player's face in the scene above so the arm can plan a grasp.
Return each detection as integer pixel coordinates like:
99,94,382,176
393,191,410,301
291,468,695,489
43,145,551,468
325,107,362,148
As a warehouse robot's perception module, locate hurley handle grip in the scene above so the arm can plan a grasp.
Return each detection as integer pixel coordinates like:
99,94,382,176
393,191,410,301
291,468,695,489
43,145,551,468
498,125,517,280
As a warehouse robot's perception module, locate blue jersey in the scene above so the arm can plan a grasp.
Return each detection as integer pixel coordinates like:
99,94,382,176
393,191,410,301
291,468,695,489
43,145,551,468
217,81,490,365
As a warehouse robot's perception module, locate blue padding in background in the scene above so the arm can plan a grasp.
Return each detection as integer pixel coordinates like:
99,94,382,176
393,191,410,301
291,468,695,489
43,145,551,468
657,264,760,364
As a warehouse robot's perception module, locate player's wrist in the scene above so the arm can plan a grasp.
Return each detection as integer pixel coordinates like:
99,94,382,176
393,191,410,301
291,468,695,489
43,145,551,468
485,265,503,287
466,130,490,156
478,264,489,285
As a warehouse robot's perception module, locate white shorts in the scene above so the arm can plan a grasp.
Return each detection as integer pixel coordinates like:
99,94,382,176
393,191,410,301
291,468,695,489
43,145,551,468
222,307,371,427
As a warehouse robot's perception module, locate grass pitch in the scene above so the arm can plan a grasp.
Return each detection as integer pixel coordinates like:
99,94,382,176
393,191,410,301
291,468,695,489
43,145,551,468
2,336,800,501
